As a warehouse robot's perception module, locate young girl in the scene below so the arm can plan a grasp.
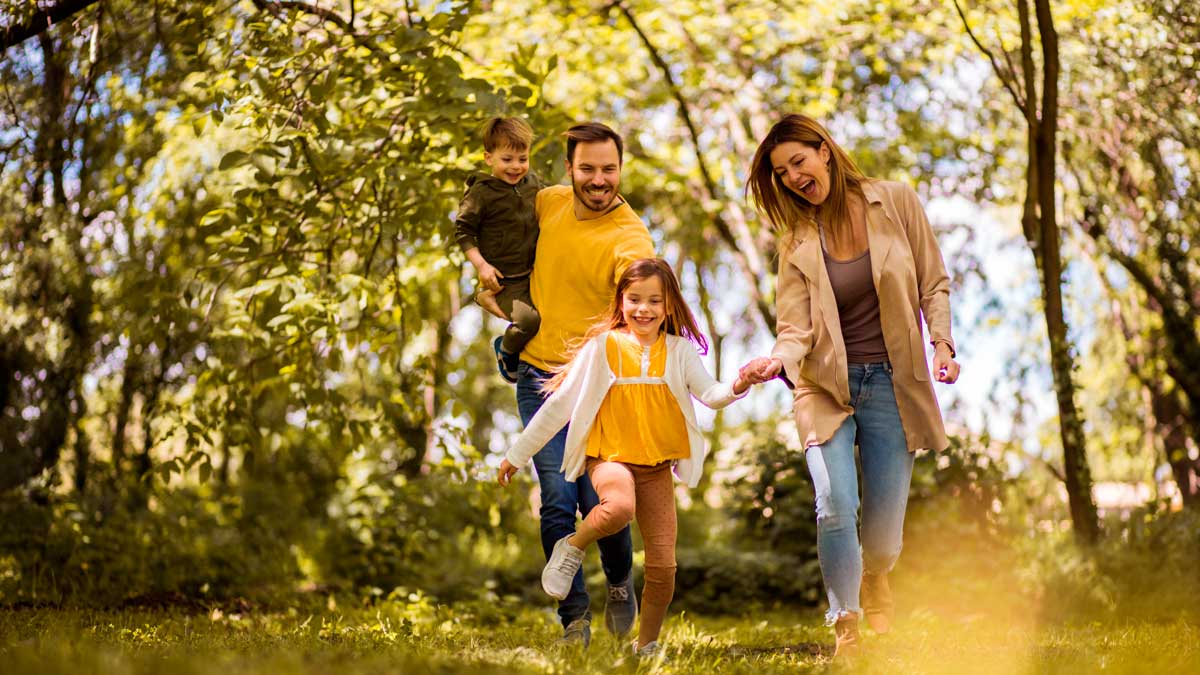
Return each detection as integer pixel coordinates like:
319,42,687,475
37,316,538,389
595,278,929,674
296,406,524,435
496,258,760,656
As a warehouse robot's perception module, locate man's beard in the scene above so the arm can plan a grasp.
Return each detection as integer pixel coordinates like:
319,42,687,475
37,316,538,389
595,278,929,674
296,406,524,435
572,180,619,213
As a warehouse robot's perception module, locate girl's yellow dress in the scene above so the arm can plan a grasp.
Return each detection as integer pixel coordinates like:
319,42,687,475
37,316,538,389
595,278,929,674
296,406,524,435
585,331,690,466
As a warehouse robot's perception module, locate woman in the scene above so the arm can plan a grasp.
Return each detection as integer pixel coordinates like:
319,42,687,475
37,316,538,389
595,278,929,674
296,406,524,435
742,114,960,657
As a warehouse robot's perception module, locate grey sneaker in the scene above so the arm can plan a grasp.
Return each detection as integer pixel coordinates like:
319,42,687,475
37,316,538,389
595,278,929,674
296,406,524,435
604,574,638,635
542,535,584,600
556,617,591,648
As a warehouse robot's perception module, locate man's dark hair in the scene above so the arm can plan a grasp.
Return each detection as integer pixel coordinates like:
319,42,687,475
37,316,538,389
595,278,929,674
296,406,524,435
564,122,623,165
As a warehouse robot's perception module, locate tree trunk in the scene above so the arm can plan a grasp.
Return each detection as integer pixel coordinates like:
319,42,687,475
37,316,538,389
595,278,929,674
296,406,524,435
111,355,137,477
1033,0,1099,543
73,394,90,495
1152,386,1200,509
1101,278,1200,510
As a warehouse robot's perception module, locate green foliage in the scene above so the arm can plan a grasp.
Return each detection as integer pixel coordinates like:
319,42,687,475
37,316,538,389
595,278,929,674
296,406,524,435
673,547,822,613
0,488,300,606
908,433,1014,540
316,457,543,603
723,420,819,558
1020,506,1200,622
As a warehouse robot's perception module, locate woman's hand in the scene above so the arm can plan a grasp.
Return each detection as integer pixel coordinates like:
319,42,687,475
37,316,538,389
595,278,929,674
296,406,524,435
497,458,520,487
739,356,783,385
933,343,960,384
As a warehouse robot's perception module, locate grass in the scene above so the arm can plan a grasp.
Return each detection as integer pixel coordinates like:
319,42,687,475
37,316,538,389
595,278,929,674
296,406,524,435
4,505,1197,673
2,594,1197,675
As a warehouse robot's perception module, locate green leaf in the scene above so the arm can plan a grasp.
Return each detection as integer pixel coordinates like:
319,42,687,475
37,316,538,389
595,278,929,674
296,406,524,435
200,209,227,226
218,150,251,171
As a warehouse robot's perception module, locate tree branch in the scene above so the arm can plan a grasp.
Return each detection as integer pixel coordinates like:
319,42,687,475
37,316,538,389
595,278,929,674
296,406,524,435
1,0,101,52
610,1,776,329
251,0,353,32
952,0,1027,112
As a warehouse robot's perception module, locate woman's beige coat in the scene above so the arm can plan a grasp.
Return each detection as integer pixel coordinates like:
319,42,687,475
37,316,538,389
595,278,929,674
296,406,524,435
771,179,955,452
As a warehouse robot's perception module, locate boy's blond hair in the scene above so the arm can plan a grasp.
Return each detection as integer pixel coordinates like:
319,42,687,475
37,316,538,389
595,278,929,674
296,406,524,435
482,117,533,152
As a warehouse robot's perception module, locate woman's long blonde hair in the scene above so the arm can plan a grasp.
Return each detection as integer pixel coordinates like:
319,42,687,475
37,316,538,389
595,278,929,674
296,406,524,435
541,258,707,394
746,114,868,248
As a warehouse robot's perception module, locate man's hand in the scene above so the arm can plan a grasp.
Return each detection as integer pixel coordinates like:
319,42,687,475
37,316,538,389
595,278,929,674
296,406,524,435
497,458,520,487
933,343,960,384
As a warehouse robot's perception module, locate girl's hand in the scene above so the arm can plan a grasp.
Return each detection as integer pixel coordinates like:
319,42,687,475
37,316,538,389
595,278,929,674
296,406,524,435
732,373,751,395
932,343,960,384
497,459,520,487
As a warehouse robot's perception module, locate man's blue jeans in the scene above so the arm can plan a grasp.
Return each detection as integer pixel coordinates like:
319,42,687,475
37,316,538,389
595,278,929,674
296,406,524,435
804,362,915,625
516,361,634,628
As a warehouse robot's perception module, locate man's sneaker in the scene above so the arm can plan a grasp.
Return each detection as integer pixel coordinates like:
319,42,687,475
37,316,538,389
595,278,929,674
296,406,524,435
493,336,518,384
604,574,638,636
555,617,591,648
542,535,584,600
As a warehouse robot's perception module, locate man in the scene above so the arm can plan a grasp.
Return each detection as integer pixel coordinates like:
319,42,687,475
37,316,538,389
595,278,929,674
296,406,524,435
514,122,655,646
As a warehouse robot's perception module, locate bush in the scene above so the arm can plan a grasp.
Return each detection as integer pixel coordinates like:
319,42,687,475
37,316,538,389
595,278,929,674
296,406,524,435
1021,505,1200,622
0,486,302,606
315,458,543,603
673,547,822,614
721,421,818,560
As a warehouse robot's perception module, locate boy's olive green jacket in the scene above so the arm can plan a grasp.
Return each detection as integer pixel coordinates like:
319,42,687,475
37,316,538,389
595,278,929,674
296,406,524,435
454,172,542,277
771,179,956,453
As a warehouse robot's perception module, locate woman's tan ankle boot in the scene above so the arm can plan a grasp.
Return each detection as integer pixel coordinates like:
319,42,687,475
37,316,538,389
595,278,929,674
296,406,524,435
862,572,894,634
833,614,861,658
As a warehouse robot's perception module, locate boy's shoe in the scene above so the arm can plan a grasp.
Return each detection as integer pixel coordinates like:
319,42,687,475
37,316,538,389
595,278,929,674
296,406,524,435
632,639,666,660
555,617,591,648
542,535,585,600
833,614,861,659
493,336,519,384
862,572,893,634
604,575,638,636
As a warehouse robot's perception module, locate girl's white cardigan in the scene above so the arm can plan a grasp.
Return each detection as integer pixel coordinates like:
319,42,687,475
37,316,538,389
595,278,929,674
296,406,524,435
505,331,747,488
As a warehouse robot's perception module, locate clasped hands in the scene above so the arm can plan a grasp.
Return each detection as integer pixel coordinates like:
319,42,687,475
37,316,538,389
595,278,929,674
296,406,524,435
737,356,784,389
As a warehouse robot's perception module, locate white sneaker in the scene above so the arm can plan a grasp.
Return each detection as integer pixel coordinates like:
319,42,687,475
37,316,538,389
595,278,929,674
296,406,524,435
632,640,666,660
542,535,585,600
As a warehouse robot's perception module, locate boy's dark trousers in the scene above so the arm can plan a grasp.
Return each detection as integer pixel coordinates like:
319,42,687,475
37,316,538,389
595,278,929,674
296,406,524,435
479,272,540,356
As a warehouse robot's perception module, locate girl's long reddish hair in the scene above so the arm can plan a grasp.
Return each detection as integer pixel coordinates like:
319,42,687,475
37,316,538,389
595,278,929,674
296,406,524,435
542,258,707,394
